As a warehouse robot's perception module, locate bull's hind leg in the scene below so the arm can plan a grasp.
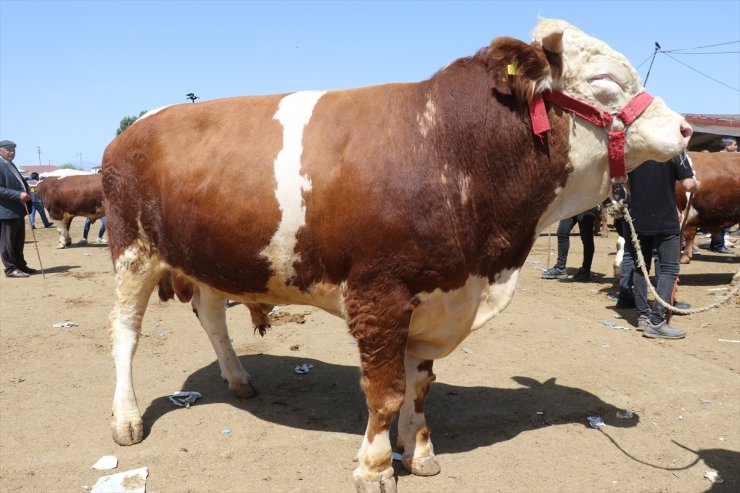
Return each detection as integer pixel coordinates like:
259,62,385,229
396,355,440,476
191,284,256,398
110,248,162,445
56,214,74,248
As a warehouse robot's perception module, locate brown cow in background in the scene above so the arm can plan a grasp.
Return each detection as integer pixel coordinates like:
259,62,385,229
678,151,740,263
37,174,105,249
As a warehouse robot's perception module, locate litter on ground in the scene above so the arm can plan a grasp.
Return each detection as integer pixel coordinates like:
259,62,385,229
52,321,79,328
168,391,203,408
294,363,314,374
599,320,629,330
91,467,148,493
91,455,118,470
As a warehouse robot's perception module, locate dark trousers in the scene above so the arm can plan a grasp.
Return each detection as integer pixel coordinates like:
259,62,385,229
710,231,725,250
626,232,680,324
0,218,28,274
555,212,595,271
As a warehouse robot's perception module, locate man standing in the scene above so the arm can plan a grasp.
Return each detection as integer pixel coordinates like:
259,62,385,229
626,154,699,339
541,206,599,282
0,140,36,278
27,172,54,229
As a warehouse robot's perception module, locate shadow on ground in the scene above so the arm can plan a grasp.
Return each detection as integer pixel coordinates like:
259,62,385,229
142,355,638,455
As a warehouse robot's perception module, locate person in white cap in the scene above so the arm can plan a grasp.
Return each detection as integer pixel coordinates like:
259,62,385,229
0,140,36,277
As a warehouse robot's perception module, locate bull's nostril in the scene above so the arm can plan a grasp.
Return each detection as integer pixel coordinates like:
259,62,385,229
680,122,693,139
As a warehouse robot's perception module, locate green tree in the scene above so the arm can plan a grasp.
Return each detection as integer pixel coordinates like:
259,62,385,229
59,162,83,171
116,110,148,136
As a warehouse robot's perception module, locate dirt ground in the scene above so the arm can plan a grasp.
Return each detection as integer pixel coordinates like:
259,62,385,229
0,219,738,493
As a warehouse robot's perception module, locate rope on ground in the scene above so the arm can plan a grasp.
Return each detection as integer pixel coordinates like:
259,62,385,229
610,199,739,315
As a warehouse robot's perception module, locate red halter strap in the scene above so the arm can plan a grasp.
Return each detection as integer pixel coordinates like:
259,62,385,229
529,90,654,182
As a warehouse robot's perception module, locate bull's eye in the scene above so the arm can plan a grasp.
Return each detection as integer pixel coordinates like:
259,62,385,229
588,76,623,105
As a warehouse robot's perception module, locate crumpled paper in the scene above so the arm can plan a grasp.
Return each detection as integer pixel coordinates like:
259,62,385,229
168,391,203,408
294,363,314,374
91,467,148,493
91,455,118,470
53,321,79,328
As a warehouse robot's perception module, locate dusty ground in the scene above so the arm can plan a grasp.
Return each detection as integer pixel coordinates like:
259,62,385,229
0,219,738,493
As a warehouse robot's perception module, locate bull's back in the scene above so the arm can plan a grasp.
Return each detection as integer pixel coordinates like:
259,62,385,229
684,152,740,228
38,175,104,220
102,87,442,297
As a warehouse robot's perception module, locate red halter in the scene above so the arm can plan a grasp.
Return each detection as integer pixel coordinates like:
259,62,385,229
529,90,654,183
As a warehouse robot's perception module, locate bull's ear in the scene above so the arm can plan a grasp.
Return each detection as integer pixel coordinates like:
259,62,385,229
488,36,552,102
540,29,563,54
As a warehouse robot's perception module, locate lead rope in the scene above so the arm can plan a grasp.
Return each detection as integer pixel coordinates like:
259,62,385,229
610,199,739,315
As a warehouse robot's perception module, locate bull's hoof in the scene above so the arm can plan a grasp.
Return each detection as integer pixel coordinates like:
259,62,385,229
354,476,397,493
230,381,257,399
402,455,441,476
57,244,66,249
679,255,691,264
111,419,144,446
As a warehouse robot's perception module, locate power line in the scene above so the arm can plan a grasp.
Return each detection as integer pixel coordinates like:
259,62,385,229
662,40,740,53
661,52,740,92
662,51,740,55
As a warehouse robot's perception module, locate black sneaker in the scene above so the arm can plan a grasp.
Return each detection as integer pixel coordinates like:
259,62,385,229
643,320,686,339
542,266,567,279
616,297,636,309
572,268,592,282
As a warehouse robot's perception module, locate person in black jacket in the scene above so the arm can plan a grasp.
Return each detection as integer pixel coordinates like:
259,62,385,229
0,140,36,277
626,155,699,339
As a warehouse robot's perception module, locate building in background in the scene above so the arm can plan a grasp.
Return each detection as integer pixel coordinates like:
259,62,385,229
685,114,740,151
19,165,62,179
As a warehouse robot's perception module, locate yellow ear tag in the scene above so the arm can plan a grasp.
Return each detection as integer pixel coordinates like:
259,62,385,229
507,60,518,75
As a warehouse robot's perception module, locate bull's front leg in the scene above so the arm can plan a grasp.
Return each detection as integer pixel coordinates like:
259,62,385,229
347,284,414,493
396,355,440,476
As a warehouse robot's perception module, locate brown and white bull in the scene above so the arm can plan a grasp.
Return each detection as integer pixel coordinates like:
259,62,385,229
677,151,740,263
37,174,105,249
102,19,691,492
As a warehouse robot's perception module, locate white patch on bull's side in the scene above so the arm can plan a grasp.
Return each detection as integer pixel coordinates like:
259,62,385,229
471,268,520,329
134,105,174,123
416,98,437,137
230,277,347,320
407,269,520,360
260,91,326,278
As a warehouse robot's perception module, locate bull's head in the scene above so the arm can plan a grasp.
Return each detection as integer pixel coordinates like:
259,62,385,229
488,19,692,175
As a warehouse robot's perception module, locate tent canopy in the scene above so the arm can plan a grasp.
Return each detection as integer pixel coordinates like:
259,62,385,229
40,169,94,179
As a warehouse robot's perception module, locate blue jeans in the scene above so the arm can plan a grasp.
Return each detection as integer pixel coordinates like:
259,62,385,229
710,231,725,250
626,233,680,324
29,201,52,227
83,217,106,240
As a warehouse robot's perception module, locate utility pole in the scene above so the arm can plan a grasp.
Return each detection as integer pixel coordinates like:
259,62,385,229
37,146,41,164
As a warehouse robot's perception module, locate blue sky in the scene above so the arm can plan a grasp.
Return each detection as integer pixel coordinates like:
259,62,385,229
1,0,738,168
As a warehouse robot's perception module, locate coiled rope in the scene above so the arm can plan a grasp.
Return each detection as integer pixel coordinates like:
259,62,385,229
608,199,739,315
